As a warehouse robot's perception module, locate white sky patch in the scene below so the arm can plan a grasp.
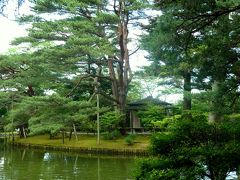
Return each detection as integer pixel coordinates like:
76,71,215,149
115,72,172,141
44,89,56,96
0,16,28,53
130,50,150,71
128,23,150,71
159,94,183,104
0,0,31,54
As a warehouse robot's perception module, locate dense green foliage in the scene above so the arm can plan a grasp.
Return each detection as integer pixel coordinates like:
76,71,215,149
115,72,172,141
100,110,123,140
141,0,240,115
136,115,240,179
0,0,149,138
137,105,165,129
13,0,148,115
136,1,240,178
100,111,123,132
1,1,240,179
4,95,98,137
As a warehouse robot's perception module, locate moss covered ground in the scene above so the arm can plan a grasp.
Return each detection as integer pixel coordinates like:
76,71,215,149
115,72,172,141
13,134,150,150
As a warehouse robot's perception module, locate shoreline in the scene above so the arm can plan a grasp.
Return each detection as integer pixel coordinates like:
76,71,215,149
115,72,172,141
8,141,150,156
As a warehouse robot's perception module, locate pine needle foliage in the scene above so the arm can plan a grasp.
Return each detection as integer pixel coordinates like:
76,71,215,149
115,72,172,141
5,95,98,136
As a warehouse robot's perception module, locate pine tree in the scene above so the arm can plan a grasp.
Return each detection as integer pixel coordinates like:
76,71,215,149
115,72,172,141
142,0,240,117
4,95,99,142
141,5,200,110
12,0,149,127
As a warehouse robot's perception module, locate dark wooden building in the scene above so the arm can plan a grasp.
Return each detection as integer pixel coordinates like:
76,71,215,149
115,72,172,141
127,96,172,132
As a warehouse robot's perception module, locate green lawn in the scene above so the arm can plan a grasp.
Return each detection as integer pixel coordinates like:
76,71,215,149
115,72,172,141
13,134,150,150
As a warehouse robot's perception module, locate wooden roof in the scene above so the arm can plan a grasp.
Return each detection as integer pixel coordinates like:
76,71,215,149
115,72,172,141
127,96,171,110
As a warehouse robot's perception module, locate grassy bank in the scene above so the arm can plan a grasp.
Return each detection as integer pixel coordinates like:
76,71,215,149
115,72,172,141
10,134,150,154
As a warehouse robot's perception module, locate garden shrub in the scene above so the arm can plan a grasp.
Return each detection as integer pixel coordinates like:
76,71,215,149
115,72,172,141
124,134,137,145
101,130,121,140
100,111,123,132
136,114,240,179
137,104,165,129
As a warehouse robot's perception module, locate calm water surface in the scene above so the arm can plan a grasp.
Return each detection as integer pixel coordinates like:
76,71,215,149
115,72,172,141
0,146,136,180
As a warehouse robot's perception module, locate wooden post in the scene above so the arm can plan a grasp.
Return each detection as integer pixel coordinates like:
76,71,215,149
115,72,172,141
73,124,78,141
62,130,65,144
11,95,14,142
97,93,100,145
4,132,6,144
130,111,133,134
94,66,101,145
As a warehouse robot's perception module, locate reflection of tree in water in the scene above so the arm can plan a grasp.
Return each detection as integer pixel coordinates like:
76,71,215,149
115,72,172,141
43,152,51,161
0,147,135,179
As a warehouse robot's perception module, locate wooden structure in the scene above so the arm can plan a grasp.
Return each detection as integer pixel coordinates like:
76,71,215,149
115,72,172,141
127,96,172,133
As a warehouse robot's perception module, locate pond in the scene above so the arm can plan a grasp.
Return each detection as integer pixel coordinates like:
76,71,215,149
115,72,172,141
0,146,137,180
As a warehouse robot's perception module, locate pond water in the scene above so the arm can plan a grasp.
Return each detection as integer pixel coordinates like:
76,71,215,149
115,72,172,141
0,146,137,180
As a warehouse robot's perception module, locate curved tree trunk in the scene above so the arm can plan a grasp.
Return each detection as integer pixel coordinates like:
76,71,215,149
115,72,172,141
108,0,133,131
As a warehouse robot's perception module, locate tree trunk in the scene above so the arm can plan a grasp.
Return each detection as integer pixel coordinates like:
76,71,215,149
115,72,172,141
209,80,224,123
27,85,35,96
209,165,227,180
183,71,192,110
49,133,53,139
12,130,14,142
69,129,72,141
117,19,125,113
23,127,26,138
237,166,240,180
108,58,118,109
211,172,226,180
112,0,132,131
19,126,25,138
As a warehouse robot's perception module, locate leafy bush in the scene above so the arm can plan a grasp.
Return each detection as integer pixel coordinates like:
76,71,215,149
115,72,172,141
124,134,137,145
101,130,121,140
136,114,240,179
153,115,182,130
100,111,123,132
137,104,166,129
224,113,240,122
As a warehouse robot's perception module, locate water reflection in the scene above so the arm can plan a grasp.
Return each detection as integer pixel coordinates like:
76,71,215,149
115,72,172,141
0,146,135,180
0,157,4,167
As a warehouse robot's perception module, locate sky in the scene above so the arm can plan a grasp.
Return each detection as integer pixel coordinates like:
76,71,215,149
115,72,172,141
0,16,150,71
0,16,28,53
0,0,31,53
